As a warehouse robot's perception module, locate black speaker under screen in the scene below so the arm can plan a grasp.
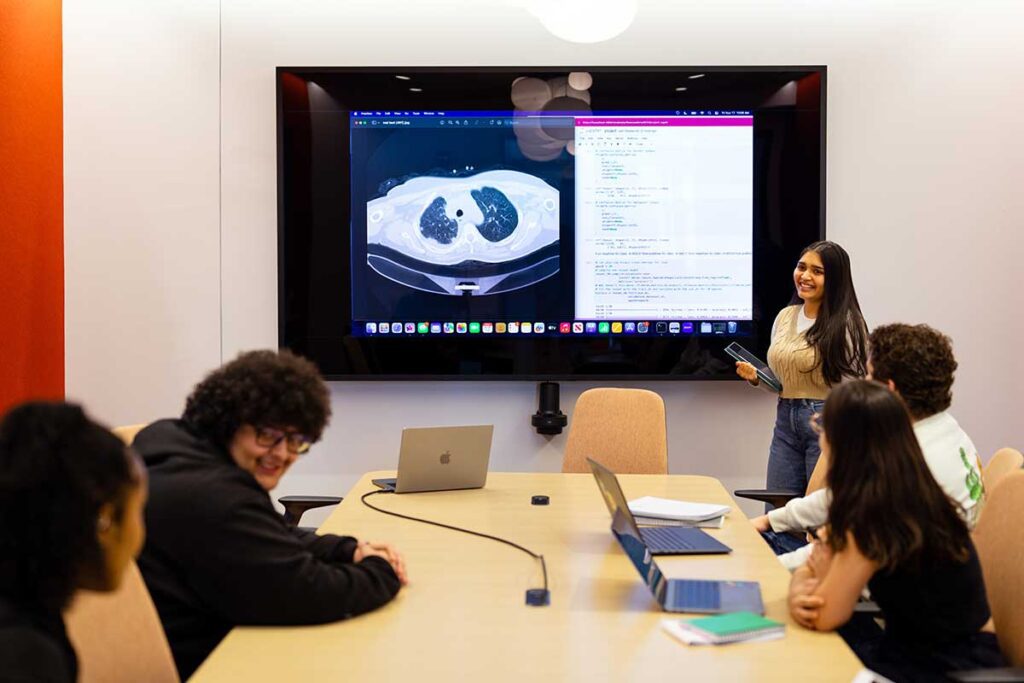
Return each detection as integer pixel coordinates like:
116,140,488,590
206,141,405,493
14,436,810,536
277,66,825,379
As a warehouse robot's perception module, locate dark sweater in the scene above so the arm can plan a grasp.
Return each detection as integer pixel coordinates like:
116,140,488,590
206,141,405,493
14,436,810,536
134,420,401,680
0,597,76,683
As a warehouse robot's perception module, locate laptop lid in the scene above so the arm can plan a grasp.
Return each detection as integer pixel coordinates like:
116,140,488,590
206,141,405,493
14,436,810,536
587,457,653,539
394,425,493,493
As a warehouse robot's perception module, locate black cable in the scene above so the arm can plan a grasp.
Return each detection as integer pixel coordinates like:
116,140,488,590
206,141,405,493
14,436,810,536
360,489,548,595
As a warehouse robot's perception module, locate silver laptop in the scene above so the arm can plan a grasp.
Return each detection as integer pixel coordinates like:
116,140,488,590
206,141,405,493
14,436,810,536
372,425,493,493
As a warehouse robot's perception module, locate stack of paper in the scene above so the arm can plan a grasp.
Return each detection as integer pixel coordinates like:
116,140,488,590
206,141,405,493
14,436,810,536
628,496,730,523
633,515,725,529
661,612,785,646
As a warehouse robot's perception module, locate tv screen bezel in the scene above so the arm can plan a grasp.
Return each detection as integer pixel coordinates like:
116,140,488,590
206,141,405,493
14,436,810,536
277,65,826,381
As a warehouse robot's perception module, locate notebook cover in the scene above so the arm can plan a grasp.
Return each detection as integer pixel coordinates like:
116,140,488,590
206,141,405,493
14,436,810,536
682,612,783,640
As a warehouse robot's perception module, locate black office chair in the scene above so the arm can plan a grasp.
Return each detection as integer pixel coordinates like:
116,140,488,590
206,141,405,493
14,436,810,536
732,488,804,510
279,495,343,527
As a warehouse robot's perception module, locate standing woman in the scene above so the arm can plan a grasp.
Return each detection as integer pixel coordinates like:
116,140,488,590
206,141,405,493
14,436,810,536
0,402,147,682
736,241,868,499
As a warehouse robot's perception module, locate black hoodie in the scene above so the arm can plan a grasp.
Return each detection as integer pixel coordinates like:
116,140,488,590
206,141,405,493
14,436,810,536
134,420,400,680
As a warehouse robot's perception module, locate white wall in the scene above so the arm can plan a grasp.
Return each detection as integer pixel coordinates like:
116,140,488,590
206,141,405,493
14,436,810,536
63,1,222,422
66,0,1024,525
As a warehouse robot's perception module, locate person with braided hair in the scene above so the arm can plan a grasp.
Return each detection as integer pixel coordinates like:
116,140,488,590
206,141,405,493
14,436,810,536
0,402,147,682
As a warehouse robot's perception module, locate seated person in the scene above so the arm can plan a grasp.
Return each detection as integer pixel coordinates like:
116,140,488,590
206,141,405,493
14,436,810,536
787,380,1003,682
753,323,983,568
0,402,147,683
134,349,407,679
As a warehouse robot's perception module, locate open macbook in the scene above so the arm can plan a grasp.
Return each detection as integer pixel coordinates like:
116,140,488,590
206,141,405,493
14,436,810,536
372,425,493,493
587,458,731,555
587,458,763,614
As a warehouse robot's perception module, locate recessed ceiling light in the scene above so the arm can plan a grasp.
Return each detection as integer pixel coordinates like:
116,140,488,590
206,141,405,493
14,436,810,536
395,75,411,81
409,87,422,92
528,0,638,44
675,86,687,92
688,73,705,80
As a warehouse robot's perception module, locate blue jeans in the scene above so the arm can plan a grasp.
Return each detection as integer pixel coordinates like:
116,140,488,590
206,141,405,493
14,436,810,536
765,398,825,511
760,529,809,555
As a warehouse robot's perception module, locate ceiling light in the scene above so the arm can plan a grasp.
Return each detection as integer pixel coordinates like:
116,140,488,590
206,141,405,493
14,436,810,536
688,73,705,80
527,0,637,44
675,86,687,92
395,75,411,81
409,87,422,92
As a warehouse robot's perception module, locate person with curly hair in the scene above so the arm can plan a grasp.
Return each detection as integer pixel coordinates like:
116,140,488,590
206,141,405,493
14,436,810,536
133,349,406,680
751,323,984,569
0,402,147,682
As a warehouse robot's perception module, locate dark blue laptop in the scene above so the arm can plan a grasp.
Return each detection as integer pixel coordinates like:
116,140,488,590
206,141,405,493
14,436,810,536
587,457,764,614
588,457,731,555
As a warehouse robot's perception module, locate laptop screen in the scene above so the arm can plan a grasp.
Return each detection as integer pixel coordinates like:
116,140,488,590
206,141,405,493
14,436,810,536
587,458,667,594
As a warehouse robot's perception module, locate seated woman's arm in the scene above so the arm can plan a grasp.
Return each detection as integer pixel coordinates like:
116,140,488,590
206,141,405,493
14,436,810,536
788,530,877,631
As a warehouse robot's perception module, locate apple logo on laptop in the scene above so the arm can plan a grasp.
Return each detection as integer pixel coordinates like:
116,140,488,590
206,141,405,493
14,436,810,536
439,451,451,465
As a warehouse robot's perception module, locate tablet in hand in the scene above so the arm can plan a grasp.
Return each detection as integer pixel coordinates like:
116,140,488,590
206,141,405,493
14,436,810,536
725,342,783,393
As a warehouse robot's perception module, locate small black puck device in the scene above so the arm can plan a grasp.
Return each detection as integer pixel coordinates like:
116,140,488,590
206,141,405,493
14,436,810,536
531,381,568,435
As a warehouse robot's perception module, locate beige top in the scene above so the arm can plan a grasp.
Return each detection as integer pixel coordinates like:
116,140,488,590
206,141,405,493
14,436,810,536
767,305,830,400
191,472,862,682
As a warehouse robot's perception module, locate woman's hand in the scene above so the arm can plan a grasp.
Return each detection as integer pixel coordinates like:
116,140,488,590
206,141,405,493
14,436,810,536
735,361,760,385
788,566,824,629
354,540,409,585
806,527,833,579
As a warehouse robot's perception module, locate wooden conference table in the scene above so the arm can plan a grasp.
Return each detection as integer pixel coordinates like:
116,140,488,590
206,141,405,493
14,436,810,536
191,472,861,682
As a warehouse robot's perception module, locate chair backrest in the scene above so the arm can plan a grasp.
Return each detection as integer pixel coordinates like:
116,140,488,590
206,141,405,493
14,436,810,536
561,388,667,474
112,423,147,445
972,470,1024,666
982,447,1024,494
805,452,829,495
64,562,180,683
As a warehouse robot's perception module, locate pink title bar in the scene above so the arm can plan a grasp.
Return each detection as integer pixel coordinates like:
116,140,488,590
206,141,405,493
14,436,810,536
574,117,753,127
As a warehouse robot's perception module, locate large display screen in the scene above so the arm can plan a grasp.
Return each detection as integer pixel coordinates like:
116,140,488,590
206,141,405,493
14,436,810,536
278,67,824,379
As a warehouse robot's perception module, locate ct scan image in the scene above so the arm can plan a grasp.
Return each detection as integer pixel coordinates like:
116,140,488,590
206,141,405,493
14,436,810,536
366,170,560,296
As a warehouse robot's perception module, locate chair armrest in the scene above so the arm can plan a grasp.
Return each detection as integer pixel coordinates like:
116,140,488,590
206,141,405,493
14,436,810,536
947,668,1024,682
853,599,881,615
733,489,803,509
279,495,343,527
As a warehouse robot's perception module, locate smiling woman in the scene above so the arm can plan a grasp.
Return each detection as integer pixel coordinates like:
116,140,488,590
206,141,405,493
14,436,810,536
734,241,868,515
130,350,406,680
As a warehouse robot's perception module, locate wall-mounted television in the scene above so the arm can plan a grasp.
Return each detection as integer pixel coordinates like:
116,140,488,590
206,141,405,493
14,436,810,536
277,66,825,379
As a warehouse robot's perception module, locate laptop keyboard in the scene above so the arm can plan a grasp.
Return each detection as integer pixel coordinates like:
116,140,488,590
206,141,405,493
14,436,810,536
641,526,696,551
676,580,722,610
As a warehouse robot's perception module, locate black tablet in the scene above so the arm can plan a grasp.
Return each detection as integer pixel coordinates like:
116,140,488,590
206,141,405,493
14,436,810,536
725,342,783,393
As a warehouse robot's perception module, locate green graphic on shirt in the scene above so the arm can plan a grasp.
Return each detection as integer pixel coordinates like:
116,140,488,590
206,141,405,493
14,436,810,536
960,448,984,502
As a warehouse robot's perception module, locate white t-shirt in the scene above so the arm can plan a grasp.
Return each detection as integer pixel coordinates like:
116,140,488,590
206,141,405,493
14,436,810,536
769,410,984,570
770,304,815,340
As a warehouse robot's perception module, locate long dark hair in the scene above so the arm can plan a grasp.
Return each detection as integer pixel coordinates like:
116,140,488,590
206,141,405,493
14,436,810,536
792,241,868,385
0,402,139,612
825,381,970,571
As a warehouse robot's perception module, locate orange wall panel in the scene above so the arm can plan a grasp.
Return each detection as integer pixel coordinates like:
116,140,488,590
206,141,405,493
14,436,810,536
0,0,65,413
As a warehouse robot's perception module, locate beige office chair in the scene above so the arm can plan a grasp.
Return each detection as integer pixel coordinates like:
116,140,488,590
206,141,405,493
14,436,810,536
950,470,1024,680
64,562,179,683
112,423,147,445
983,447,1024,495
561,388,668,474
63,423,178,682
